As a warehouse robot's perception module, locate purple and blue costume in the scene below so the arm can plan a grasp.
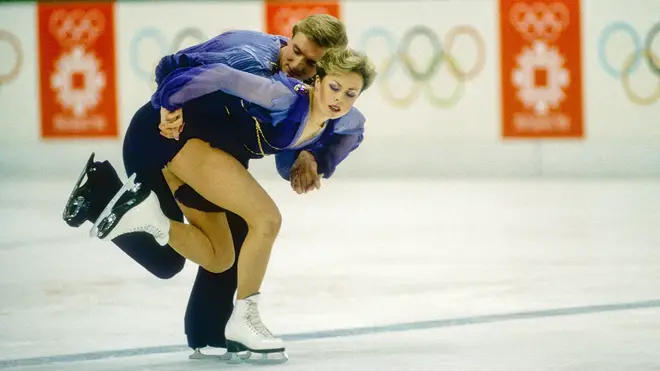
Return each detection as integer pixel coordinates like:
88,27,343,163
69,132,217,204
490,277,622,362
115,30,366,351
147,29,365,179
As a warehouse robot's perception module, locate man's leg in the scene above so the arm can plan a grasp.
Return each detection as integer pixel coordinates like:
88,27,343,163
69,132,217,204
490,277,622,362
184,211,247,350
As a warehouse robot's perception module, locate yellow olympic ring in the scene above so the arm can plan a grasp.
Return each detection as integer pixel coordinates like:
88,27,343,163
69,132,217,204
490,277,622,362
621,50,660,106
380,53,465,109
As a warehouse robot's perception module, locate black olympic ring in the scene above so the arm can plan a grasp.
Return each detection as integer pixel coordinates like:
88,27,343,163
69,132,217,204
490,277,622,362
360,25,486,108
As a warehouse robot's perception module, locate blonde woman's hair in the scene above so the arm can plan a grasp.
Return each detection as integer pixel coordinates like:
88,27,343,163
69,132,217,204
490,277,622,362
292,14,348,49
316,48,377,92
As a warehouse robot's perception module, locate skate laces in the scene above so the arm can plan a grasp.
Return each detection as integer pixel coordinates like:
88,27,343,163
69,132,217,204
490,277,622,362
114,184,166,241
245,301,276,340
134,225,166,240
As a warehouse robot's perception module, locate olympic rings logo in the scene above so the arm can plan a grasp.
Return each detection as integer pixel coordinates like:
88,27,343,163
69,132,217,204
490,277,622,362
0,30,23,86
48,9,106,47
598,22,660,106
359,25,485,108
129,27,208,88
509,2,570,42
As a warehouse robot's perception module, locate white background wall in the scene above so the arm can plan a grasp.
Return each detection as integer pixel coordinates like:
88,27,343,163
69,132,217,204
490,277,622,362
0,0,659,179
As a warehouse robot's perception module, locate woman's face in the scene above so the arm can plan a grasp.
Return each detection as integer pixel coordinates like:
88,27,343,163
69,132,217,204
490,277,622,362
314,71,364,119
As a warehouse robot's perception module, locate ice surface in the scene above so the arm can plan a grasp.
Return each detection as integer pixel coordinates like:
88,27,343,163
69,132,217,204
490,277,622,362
2,178,660,370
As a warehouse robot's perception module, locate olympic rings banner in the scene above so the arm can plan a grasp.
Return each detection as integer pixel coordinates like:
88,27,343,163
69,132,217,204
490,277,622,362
499,0,583,139
38,2,118,139
359,25,486,109
265,1,340,38
598,22,660,106
130,27,210,91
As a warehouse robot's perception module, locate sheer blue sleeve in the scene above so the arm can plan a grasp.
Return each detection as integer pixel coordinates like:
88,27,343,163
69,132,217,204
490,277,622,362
154,50,271,87
153,30,283,85
152,62,297,112
310,132,364,178
275,107,366,180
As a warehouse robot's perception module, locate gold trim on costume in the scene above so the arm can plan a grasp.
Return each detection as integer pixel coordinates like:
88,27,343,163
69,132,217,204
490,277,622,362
227,101,282,157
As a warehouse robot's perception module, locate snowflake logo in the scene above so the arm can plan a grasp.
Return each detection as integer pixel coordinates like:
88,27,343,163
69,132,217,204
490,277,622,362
512,41,569,115
51,46,105,117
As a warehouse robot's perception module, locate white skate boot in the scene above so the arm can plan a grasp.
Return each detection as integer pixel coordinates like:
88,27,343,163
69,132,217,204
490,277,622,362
225,293,288,364
90,173,170,245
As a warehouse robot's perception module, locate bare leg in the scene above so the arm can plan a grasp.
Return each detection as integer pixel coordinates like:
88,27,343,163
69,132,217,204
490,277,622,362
161,167,235,273
167,139,281,299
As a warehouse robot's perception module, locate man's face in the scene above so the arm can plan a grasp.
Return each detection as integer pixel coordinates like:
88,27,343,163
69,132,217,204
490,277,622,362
279,32,325,81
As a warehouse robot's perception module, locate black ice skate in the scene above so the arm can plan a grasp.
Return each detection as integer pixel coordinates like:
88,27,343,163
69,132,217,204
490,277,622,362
62,152,122,227
224,293,288,364
90,173,170,245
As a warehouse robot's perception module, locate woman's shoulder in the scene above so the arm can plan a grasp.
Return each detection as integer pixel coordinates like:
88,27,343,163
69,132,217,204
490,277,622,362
242,72,310,126
271,71,312,98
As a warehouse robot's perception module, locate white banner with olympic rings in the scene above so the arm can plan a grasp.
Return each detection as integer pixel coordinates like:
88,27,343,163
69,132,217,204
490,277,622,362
0,0,659,177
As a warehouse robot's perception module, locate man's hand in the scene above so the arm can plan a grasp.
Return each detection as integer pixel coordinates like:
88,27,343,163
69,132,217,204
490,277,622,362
289,150,321,194
159,107,184,140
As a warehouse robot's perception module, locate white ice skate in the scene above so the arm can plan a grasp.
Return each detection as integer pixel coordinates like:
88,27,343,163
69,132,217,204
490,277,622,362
90,173,170,245
224,293,288,364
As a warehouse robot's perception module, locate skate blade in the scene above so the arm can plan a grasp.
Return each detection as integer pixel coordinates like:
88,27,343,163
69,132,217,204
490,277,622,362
227,351,288,365
188,349,231,361
89,173,138,239
62,152,95,223
226,341,288,365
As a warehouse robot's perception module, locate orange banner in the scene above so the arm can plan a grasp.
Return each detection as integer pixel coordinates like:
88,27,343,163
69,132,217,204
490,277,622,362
265,1,341,38
38,2,118,139
499,0,583,139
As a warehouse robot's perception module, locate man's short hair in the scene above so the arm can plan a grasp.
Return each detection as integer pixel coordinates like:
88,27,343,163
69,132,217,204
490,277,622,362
292,14,348,49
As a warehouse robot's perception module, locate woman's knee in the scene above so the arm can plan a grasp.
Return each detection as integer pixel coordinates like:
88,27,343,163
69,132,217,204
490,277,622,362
203,247,236,274
249,207,282,239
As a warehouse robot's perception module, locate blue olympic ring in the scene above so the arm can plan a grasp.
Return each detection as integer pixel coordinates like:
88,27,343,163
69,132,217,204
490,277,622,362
129,27,207,84
359,28,399,78
597,22,642,79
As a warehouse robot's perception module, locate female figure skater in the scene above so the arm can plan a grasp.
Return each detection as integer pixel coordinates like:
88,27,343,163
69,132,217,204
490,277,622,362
90,47,376,362
61,16,357,356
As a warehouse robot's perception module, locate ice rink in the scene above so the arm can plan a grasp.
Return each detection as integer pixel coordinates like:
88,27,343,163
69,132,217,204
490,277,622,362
1,177,660,370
